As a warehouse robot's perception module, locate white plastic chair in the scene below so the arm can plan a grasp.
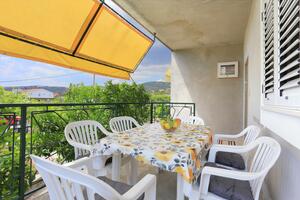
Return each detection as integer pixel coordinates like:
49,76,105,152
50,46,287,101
110,116,141,133
213,125,260,146
65,120,136,184
64,120,111,159
31,155,157,200
181,116,205,126
109,116,142,182
187,137,281,200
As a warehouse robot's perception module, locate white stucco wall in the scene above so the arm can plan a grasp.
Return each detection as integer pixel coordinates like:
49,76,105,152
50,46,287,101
171,45,244,133
244,0,300,199
243,0,262,126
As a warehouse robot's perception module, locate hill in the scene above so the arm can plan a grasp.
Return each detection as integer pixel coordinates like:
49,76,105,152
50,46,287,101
4,86,68,95
3,82,170,94
141,81,170,92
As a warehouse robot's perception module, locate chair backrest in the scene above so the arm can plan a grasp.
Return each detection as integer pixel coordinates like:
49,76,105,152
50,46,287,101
248,137,281,200
109,116,141,133
181,116,205,126
31,155,122,200
242,125,260,145
65,120,110,159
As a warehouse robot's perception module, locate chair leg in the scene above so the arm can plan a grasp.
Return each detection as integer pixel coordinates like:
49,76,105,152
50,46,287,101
112,153,121,181
126,162,131,183
128,158,138,185
91,156,107,177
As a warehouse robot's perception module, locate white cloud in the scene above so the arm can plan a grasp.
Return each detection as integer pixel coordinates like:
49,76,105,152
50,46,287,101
0,55,12,62
0,56,82,86
0,56,169,86
111,79,129,84
0,43,170,86
132,64,168,83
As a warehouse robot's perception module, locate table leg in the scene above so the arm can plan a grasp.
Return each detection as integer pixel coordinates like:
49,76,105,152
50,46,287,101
112,153,121,181
128,157,138,185
177,173,184,200
92,155,107,177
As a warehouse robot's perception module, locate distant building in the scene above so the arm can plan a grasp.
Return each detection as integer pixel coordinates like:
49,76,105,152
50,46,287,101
22,88,54,100
11,88,23,93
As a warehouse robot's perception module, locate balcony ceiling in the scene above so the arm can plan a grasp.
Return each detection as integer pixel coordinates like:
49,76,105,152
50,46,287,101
114,0,252,50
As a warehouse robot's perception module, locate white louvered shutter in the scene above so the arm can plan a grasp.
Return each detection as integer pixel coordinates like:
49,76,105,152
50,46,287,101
263,0,275,98
278,0,300,96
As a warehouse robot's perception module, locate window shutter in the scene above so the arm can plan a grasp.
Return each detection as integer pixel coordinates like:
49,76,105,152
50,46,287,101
279,0,300,96
263,0,275,98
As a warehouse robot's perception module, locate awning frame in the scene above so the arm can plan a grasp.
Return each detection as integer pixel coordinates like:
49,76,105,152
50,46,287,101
0,0,154,74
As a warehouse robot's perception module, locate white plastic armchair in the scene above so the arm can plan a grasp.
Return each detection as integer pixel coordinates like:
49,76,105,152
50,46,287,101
181,116,205,126
31,155,157,200
213,125,260,146
110,116,141,133
190,137,281,200
64,120,111,159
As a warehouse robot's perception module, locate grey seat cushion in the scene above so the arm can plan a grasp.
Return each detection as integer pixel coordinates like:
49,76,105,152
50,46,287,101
93,176,144,200
216,151,245,170
197,162,254,200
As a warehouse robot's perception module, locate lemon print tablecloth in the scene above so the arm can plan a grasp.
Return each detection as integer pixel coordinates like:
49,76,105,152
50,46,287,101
97,123,212,183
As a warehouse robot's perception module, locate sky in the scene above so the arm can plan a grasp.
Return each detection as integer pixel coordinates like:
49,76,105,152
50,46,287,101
0,0,171,87
0,41,171,87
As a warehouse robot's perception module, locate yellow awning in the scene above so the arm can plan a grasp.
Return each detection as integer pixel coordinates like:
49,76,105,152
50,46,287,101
0,0,153,79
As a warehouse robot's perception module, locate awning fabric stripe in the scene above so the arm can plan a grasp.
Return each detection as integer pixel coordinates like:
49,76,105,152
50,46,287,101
0,0,153,80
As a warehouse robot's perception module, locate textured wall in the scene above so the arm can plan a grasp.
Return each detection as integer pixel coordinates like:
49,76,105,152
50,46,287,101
171,45,244,133
244,0,300,199
243,0,262,126
114,0,252,50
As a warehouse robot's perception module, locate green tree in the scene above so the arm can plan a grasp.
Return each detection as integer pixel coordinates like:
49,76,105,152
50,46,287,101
0,87,29,112
150,92,170,102
0,87,31,199
150,91,171,119
32,82,151,163
101,81,150,103
0,82,169,199
64,83,103,103
101,81,151,123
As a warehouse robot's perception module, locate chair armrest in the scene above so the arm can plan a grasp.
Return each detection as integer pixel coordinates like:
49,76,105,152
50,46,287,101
202,166,260,181
103,131,114,137
67,140,93,152
208,144,249,162
123,174,157,200
64,157,93,174
67,141,105,158
64,156,107,177
198,166,260,197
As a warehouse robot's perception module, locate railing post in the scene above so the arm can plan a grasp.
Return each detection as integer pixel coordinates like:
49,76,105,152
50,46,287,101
19,106,27,200
193,103,196,116
150,103,153,123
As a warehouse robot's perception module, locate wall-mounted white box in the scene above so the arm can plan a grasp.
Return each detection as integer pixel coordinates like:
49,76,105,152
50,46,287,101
217,61,239,78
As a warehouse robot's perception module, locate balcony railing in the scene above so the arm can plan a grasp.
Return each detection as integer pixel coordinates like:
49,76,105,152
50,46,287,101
0,102,195,200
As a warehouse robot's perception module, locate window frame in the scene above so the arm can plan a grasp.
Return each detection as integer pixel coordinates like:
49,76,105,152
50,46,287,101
261,0,300,110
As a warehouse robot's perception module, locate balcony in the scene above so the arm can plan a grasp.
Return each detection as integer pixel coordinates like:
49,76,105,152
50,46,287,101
0,102,195,199
1,0,300,199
